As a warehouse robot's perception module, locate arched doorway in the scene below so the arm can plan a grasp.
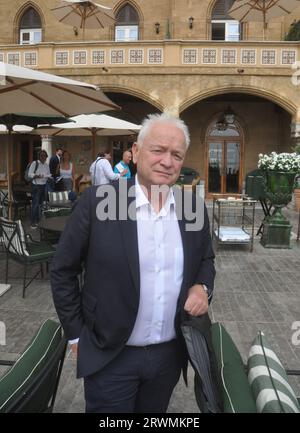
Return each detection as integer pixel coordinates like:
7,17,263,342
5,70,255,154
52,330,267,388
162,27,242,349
206,118,243,197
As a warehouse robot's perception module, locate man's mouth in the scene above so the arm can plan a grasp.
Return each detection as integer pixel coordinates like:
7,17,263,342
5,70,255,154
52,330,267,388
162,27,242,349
154,170,172,177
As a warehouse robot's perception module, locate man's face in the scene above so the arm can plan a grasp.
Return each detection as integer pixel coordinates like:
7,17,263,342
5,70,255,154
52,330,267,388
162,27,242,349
40,152,47,163
132,122,186,189
123,151,132,165
57,149,63,157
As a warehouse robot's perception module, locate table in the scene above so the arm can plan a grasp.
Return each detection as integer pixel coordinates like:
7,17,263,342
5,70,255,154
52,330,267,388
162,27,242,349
39,215,70,234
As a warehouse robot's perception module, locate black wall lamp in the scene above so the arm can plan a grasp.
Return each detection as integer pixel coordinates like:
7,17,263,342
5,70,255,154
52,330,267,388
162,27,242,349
216,106,236,131
189,17,194,29
155,22,160,34
73,26,78,36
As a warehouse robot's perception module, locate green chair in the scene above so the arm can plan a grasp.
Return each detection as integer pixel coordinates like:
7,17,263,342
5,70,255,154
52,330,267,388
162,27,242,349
211,322,300,413
0,319,67,413
0,218,55,298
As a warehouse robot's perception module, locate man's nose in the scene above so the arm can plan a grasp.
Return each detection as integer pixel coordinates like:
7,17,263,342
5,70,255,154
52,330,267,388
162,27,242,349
160,153,172,167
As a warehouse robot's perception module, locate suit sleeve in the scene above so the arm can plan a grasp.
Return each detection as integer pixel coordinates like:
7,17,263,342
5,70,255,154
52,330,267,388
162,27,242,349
194,204,216,303
51,188,92,340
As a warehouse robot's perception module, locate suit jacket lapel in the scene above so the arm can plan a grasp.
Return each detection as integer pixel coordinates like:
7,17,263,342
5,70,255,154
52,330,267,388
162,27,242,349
117,178,140,296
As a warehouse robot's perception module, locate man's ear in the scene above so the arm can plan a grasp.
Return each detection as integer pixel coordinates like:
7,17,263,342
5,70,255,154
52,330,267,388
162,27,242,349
132,142,139,164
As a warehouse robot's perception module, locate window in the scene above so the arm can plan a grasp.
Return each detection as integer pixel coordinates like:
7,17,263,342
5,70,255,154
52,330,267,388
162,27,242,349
115,3,139,42
211,0,240,41
19,7,42,45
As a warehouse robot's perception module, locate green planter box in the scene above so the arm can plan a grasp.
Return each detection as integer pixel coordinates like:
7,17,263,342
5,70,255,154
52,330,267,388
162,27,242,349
260,220,292,249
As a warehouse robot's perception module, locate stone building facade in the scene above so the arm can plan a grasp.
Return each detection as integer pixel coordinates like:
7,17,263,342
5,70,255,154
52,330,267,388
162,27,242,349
1,0,300,196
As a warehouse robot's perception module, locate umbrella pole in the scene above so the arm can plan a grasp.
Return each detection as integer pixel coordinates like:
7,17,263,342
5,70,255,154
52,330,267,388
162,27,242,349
6,128,13,220
92,130,96,160
263,7,266,41
1,136,12,290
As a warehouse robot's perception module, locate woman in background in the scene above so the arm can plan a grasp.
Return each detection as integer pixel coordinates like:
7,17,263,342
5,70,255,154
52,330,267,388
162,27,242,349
60,150,75,192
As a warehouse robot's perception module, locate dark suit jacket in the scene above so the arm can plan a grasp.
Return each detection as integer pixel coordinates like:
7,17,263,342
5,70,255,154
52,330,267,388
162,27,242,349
51,178,216,378
49,155,60,179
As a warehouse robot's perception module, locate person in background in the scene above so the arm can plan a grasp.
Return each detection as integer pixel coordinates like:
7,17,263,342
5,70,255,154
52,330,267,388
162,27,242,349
28,149,50,229
113,150,132,179
49,147,63,191
89,150,128,186
60,150,75,192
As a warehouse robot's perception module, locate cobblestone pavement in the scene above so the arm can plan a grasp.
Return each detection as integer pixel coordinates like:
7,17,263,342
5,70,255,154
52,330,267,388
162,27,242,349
0,202,299,412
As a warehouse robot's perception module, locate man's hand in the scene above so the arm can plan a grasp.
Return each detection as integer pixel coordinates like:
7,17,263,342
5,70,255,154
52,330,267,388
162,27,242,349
70,342,78,358
184,284,208,316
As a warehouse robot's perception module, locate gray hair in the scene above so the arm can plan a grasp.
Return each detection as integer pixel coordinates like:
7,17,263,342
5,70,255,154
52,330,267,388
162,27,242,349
136,113,190,149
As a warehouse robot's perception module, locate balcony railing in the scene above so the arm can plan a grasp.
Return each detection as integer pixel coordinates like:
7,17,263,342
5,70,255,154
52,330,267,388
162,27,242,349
0,40,299,70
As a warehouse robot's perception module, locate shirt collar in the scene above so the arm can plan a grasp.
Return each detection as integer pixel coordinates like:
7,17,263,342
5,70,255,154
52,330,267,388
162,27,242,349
135,174,176,215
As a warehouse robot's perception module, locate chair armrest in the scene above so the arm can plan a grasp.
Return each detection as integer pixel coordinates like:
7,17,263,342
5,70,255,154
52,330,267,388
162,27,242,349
25,234,40,244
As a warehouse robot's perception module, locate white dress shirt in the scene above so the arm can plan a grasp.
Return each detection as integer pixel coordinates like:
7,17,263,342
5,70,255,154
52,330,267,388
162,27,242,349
28,160,50,185
126,176,184,346
69,176,184,347
89,158,120,185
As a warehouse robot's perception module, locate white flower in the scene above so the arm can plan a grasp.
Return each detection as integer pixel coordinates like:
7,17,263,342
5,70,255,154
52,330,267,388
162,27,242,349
257,152,300,172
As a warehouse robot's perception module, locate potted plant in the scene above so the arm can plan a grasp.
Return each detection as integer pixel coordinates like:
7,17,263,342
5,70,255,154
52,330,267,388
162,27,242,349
257,151,300,248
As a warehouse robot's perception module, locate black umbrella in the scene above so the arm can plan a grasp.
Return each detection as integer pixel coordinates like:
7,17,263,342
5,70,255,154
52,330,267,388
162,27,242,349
181,313,223,413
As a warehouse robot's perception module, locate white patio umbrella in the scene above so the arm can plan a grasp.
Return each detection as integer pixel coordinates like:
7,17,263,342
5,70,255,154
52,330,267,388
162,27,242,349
229,0,300,38
0,61,118,296
0,61,119,214
0,61,118,117
34,113,141,157
51,0,115,39
0,125,33,133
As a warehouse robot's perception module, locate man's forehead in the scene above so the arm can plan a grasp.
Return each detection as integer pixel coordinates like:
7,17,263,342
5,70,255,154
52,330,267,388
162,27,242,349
146,122,185,142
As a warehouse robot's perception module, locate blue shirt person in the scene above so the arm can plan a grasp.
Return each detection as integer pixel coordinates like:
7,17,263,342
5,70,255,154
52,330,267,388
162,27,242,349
113,150,132,178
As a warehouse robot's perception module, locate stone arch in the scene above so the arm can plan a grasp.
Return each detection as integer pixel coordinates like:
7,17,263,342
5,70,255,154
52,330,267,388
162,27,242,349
179,85,297,117
13,1,45,44
101,84,164,112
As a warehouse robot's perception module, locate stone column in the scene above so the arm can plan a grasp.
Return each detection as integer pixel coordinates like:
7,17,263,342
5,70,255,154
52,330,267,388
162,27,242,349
41,135,53,163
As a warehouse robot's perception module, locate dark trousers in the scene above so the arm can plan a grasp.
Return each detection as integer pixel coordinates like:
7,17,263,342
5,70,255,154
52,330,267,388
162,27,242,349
31,184,46,225
84,340,182,413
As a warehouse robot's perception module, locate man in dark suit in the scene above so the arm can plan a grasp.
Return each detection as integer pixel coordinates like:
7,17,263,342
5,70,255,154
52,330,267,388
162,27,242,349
51,113,215,413
49,147,63,191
